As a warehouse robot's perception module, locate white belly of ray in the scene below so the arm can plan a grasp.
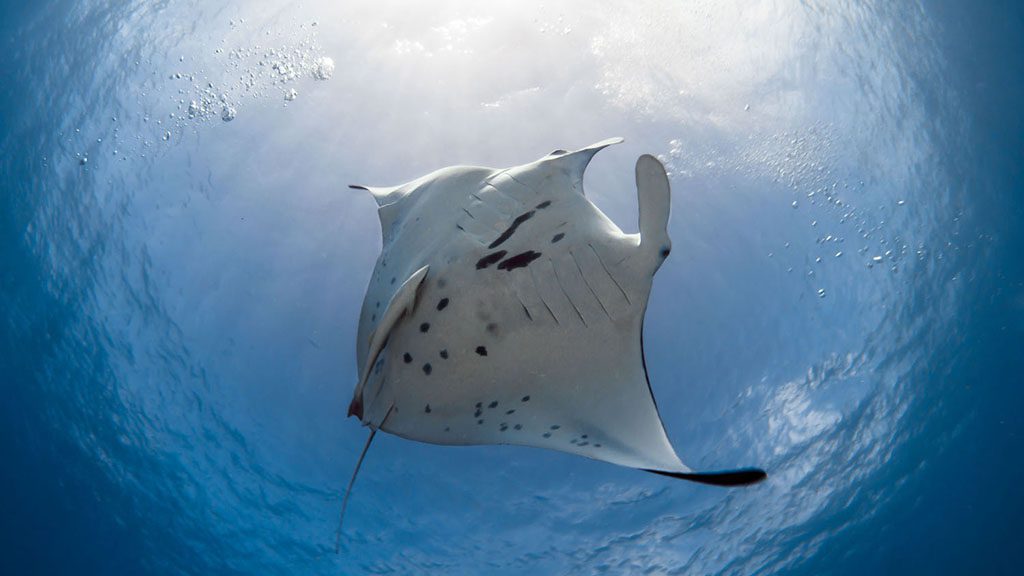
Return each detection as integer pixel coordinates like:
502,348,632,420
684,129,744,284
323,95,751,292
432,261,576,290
350,139,694,473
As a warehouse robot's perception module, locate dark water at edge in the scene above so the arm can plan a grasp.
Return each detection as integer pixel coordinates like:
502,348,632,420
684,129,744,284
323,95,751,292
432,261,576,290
1,0,1022,574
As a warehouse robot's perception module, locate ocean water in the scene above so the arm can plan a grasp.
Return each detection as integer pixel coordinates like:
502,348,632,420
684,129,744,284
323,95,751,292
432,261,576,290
1,1,1022,574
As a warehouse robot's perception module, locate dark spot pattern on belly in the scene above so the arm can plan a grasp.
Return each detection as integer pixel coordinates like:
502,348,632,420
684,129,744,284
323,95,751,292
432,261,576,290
497,250,542,271
476,250,508,270
488,210,536,249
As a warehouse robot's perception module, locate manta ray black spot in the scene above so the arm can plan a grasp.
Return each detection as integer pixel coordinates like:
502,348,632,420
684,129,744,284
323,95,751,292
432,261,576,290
578,441,589,446
403,353,412,363
594,444,602,448
476,250,507,270
439,349,449,359
535,200,551,209
488,401,498,409
581,434,588,439
422,363,432,375
521,395,530,402
477,419,484,425
475,346,488,356
475,402,482,408
505,409,515,415
474,410,482,418
488,210,535,249
514,424,522,430
660,246,671,258
542,432,551,438
424,404,431,413
444,426,450,432
497,250,543,271
550,425,560,430
437,297,449,311
371,314,376,321
390,277,396,285
486,322,498,334
551,232,565,243
420,322,430,333
500,423,508,431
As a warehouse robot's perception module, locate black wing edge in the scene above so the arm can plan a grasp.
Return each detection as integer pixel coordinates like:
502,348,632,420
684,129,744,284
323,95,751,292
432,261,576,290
645,467,768,487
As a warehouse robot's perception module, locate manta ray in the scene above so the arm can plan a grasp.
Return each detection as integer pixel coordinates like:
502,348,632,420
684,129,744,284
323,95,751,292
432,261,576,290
337,138,765,546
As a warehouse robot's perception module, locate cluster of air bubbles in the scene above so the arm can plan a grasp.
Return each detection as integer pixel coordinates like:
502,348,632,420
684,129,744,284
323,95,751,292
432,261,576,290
68,18,334,168
64,16,333,171
165,31,331,125
659,123,927,303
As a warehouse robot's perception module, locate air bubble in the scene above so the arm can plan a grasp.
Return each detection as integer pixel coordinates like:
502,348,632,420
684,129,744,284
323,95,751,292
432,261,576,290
313,56,334,80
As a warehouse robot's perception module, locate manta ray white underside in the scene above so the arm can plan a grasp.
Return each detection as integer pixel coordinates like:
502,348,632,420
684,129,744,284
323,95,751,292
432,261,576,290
335,139,765,546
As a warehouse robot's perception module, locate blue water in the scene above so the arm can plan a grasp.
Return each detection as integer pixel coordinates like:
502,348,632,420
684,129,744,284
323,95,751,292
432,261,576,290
2,1,1022,574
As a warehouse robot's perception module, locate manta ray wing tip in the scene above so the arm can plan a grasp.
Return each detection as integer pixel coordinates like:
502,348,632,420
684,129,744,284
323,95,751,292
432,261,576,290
646,467,768,487
586,136,624,149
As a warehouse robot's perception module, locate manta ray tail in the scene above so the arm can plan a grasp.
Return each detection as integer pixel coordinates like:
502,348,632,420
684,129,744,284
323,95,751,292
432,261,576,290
335,403,397,553
335,426,377,553
644,467,768,486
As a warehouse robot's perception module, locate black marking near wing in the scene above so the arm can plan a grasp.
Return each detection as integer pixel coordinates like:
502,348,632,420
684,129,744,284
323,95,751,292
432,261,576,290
476,250,508,270
644,468,768,487
488,210,535,249
497,251,543,271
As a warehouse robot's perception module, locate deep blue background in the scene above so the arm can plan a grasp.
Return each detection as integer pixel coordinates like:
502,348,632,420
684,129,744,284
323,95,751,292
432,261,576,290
2,1,1022,574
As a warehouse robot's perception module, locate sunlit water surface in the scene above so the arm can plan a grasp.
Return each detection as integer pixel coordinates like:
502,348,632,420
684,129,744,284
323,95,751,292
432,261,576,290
2,1,1022,574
